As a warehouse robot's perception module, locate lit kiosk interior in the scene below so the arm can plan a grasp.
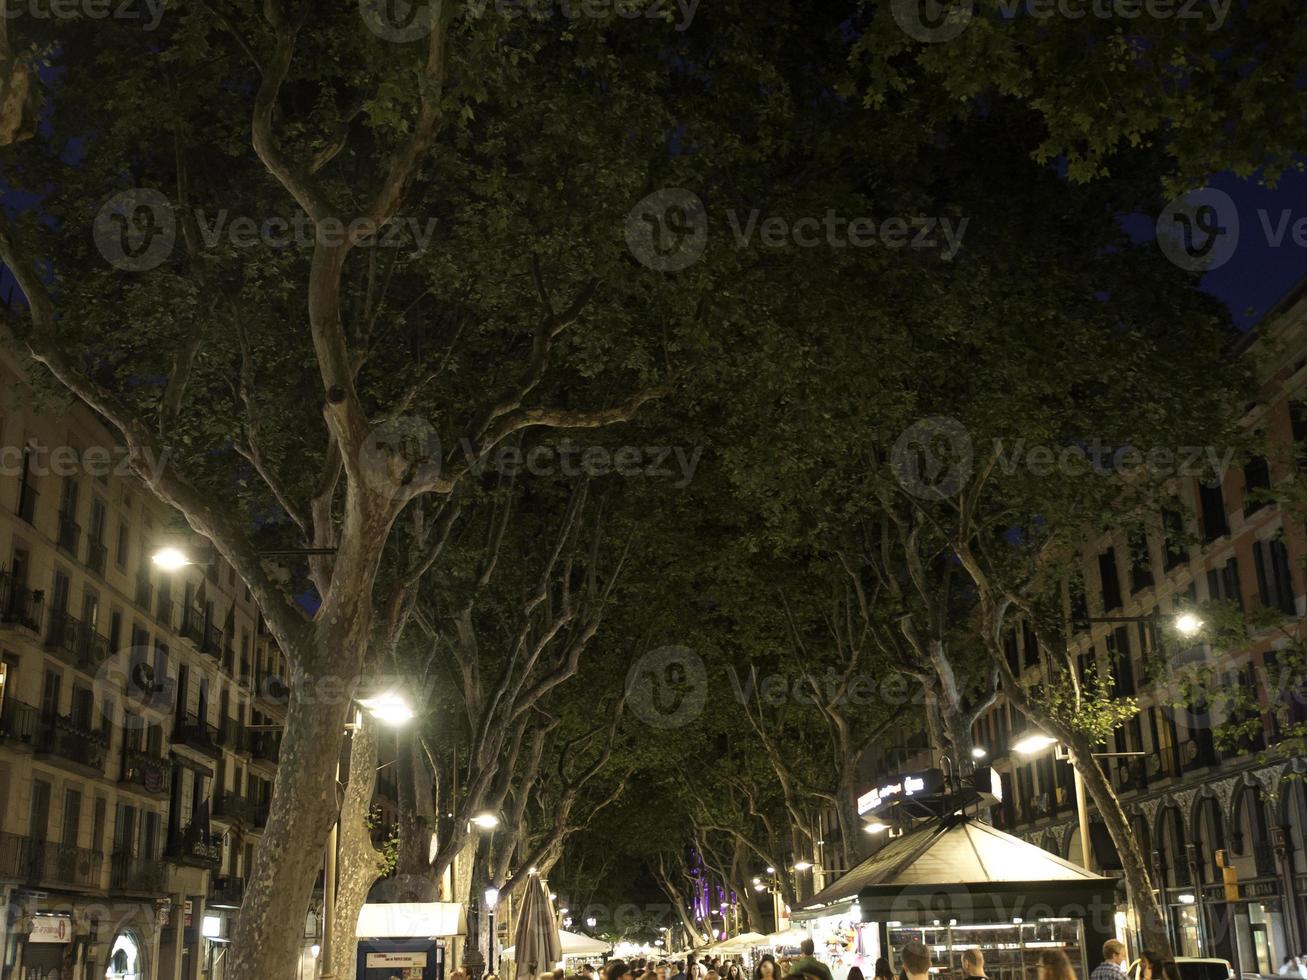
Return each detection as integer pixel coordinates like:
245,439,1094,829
812,769,1118,980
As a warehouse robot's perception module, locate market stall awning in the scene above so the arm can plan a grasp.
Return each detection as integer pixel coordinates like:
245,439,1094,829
502,929,611,959
792,815,1116,925
355,902,466,938
764,928,808,947
716,932,768,953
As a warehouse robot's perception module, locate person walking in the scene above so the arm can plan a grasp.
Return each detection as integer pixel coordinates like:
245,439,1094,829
790,939,836,980
671,961,687,980
1037,950,1077,980
961,949,987,980
1091,940,1127,980
900,941,932,980
756,954,781,980
873,958,894,980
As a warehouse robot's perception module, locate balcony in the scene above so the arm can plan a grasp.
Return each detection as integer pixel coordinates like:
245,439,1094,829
0,831,103,888
155,596,175,630
16,482,37,524
0,697,39,745
202,624,223,660
45,609,82,661
120,745,171,795
110,851,166,893
180,610,203,648
0,572,43,631
56,511,81,557
86,538,108,578
254,673,288,709
214,790,258,824
45,611,111,673
218,717,250,755
208,874,245,909
165,822,221,870
251,730,281,766
37,713,108,772
134,572,151,610
173,714,221,757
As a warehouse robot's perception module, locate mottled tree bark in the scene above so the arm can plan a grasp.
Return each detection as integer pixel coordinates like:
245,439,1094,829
330,722,384,980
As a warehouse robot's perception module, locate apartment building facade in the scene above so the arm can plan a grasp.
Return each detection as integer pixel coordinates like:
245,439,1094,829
0,352,291,980
972,287,1307,974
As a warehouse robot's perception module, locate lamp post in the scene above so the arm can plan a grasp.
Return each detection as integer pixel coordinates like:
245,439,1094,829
1011,731,1144,871
319,694,414,979
485,886,500,974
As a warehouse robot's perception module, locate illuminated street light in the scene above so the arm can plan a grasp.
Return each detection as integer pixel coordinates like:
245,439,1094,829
1011,731,1057,756
485,887,500,910
863,822,889,834
358,692,414,726
793,860,812,871
765,866,775,874
1174,613,1203,636
152,547,192,571
471,812,501,829
753,884,765,892
971,746,987,759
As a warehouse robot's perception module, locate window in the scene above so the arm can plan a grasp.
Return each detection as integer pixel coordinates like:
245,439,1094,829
1206,555,1244,609
109,610,122,653
1162,507,1188,570
1098,547,1123,611
61,788,81,847
1291,401,1307,471
41,669,61,719
1198,478,1230,542
1128,529,1154,594
17,447,38,523
114,520,129,570
1107,626,1135,697
71,685,94,729
92,797,106,855
1243,455,1272,514
1253,538,1297,616
1022,620,1039,668
1003,629,1019,674
89,496,106,544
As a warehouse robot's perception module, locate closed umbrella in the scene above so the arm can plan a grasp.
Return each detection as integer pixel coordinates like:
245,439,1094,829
513,874,562,980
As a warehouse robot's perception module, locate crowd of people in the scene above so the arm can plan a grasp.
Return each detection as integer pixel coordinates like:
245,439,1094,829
563,935,1186,980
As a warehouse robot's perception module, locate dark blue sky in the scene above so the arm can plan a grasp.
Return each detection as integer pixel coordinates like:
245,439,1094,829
1124,168,1307,330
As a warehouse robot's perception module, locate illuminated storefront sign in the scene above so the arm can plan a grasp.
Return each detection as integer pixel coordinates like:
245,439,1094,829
857,770,940,815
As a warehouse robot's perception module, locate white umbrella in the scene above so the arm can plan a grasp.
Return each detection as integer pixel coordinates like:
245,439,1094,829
717,932,768,953
513,875,563,979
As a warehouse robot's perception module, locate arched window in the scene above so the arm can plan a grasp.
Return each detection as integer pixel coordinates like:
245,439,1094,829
1155,806,1190,887
1192,796,1227,885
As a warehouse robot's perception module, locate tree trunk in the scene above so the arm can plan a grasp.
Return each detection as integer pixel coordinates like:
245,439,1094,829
1067,732,1171,954
226,661,354,980
330,722,384,980
397,726,434,882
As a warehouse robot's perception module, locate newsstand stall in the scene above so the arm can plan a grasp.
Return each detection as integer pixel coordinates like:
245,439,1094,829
793,813,1118,980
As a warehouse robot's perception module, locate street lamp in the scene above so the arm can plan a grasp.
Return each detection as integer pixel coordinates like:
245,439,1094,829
471,811,501,829
971,746,988,759
151,543,338,569
792,860,812,871
863,822,889,834
1011,729,1142,871
485,887,500,973
320,696,414,979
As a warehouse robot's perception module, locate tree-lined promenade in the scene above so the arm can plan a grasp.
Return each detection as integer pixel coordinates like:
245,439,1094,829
1,1,1306,977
